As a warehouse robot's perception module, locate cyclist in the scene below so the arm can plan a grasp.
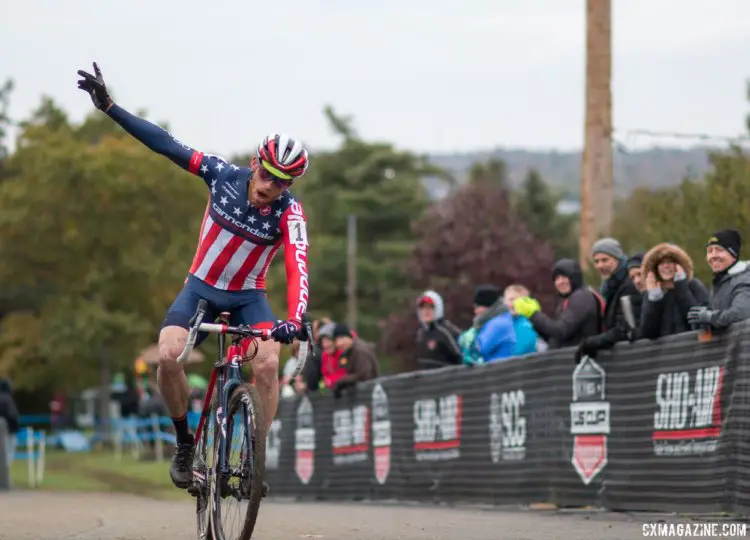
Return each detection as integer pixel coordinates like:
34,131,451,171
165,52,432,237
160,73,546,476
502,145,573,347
77,62,310,490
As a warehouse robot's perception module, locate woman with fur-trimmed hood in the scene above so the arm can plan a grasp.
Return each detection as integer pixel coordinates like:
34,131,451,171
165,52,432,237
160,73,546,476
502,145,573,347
639,242,710,339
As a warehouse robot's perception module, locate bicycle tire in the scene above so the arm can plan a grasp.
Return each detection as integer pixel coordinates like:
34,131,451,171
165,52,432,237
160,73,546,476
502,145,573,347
193,424,213,540
210,383,266,540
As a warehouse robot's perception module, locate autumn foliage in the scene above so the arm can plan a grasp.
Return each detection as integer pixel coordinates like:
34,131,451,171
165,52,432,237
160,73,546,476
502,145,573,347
380,181,558,371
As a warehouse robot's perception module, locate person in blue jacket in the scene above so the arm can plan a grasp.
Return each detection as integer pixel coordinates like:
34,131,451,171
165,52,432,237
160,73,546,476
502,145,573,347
458,285,517,364
502,284,541,356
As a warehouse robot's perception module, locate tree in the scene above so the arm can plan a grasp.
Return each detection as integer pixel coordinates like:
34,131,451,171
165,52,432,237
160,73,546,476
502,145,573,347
262,107,437,343
514,168,578,259
612,146,750,286
380,181,558,372
468,157,507,187
0,79,13,173
0,98,210,392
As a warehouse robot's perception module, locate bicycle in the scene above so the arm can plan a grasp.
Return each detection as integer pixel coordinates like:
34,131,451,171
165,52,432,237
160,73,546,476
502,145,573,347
177,299,314,540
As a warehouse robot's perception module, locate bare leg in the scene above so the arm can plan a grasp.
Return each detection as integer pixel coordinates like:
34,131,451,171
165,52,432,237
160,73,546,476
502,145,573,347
252,340,281,434
157,326,191,417
158,325,195,489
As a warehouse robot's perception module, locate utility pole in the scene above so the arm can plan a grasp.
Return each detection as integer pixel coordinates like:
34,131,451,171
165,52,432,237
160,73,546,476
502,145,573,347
346,214,358,330
580,0,613,270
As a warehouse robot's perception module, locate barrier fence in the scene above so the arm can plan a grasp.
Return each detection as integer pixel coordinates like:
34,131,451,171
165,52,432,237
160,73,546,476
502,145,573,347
263,320,750,515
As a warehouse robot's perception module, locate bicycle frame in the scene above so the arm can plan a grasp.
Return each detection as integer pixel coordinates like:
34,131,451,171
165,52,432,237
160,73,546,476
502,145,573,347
193,314,255,481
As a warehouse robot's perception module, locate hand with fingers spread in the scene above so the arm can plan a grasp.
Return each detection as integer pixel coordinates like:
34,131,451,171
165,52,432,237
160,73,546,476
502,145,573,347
77,62,113,111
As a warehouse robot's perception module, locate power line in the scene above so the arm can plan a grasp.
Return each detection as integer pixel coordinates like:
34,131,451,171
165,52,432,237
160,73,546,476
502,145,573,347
613,128,750,144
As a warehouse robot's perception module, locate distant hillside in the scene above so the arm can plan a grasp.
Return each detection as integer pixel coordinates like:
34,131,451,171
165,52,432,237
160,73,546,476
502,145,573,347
426,146,717,198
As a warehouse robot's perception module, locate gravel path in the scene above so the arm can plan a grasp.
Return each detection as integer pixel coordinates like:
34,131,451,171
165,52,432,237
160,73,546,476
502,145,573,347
0,491,740,540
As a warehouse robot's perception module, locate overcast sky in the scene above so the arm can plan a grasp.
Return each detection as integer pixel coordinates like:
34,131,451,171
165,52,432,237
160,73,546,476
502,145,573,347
2,0,748,156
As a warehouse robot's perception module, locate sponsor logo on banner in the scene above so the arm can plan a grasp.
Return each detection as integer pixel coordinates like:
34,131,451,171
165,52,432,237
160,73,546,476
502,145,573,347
332,404,370,465
652,366,724,456
294,396,315,484
372,384,391,484
266,419,281,470
413,394,462,461
570,357,610,485
490,389,527,463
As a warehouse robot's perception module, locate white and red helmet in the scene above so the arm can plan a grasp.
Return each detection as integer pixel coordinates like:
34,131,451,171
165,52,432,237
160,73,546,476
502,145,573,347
256,133,309,181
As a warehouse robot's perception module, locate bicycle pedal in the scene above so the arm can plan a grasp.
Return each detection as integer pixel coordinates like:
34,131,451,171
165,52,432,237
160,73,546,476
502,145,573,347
187,483,201,497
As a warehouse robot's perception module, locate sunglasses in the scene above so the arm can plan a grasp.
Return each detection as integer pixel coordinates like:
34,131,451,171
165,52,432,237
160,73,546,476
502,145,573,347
258,160,294,188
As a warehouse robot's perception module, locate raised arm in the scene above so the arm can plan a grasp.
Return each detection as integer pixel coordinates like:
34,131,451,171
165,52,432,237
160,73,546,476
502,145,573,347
77,62,210,179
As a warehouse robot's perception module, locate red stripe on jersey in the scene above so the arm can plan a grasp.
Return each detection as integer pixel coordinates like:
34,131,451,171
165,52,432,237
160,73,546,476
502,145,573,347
253,242,282,289
203,235,245,286
188,151,204,174
188,200,211,273
188,221,222,274
227,244,267,290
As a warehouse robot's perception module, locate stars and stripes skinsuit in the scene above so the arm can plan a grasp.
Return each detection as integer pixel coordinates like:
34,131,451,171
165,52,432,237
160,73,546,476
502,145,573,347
106,104,309,341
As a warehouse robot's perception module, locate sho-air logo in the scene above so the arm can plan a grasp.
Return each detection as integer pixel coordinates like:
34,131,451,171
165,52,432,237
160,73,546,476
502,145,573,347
266,419,281,470
294,396,315,485
652,366,724,456
413,394,462,461
489,389,527,463
371,384,392,484
331,404,370,465
570,356,610,485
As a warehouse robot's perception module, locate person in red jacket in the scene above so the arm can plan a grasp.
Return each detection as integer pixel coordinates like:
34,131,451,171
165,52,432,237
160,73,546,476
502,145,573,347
318,322,348,390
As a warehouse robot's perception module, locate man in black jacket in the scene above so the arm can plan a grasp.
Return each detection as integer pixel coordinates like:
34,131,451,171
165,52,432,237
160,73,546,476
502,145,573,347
515,259,602,349
415,290,462,369
575,238,642,362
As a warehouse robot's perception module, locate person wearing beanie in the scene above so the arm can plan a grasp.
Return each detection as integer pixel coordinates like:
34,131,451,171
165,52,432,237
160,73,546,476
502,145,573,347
329,323,379,397
457,284,516,365
574,237,642,362
687,229,750,330
415,291,462,370
640,242,710,339
514,258,604,349
627,252,646,292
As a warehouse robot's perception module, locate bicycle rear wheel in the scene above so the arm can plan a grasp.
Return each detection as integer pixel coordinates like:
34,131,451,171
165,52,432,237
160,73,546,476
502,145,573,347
209,383,266,540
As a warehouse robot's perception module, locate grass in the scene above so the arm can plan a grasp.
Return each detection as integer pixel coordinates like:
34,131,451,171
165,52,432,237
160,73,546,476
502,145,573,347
10,449,193,501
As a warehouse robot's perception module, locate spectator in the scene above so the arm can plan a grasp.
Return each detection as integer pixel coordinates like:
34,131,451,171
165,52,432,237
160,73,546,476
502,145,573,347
502,285,539,356
331,323,380,397
415,290,462,370
514,258,604,349
687,229,750,330
280,340,302,398
458,285,516,365
0,377,19,468
318,322,348,392
628,252,646,293
575,238,642,362
640,242,710,339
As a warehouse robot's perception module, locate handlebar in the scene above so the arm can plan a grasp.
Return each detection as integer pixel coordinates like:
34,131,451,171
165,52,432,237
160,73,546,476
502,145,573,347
176,299,318,370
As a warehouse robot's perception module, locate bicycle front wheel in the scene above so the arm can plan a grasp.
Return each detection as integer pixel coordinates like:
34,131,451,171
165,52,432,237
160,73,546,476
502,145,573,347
209,383,266,540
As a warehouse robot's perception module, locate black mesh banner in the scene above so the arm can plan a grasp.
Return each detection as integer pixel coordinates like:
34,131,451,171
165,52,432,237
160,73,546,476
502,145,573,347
264,321,750,514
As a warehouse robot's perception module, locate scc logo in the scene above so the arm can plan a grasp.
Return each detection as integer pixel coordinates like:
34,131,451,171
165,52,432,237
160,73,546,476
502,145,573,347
259,205,272,216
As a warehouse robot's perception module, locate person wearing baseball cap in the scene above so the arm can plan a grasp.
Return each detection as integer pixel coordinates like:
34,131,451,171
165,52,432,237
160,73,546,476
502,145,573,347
415,291,462,369
687,229,750,330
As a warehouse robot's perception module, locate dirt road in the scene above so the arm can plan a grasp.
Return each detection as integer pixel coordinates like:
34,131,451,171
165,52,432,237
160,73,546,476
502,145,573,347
0,491,732,539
